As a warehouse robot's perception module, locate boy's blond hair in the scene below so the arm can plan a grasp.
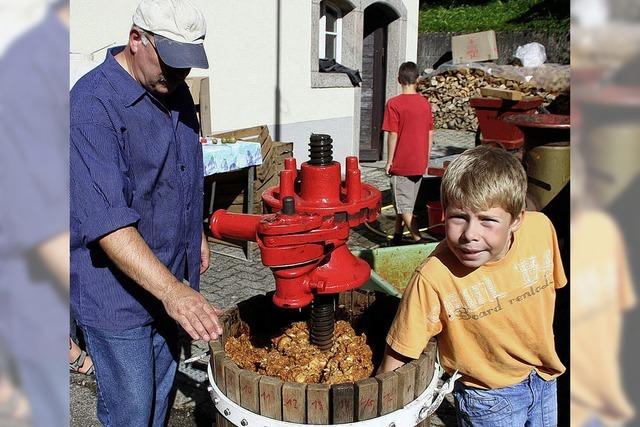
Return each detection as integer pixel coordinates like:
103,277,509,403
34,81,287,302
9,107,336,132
441,145,527,218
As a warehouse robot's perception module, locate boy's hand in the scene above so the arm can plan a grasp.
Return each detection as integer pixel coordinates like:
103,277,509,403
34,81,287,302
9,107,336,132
377,345,413,374
385,162,392,175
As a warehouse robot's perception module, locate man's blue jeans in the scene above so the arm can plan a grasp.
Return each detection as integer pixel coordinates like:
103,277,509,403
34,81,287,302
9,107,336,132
81,319,180,427
453,371,558,426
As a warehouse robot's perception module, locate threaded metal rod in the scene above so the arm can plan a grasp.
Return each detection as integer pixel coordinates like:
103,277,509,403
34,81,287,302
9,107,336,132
308,134,333,165
309,294,335,351
281,196,295,215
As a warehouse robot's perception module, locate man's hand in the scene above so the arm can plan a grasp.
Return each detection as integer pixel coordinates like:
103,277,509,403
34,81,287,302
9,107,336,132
200,231,210,274
385,162,392,175
161,283,223,341
98,226,222,342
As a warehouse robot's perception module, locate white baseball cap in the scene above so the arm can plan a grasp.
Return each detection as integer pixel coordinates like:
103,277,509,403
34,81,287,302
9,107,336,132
133,0,209,69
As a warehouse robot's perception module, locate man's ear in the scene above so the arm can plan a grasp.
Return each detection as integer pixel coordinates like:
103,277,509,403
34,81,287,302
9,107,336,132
510,210,525,232
129,29,144,53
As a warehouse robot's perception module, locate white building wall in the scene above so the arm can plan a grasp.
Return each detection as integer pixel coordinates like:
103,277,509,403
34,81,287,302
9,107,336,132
70,0,417,164
269,0,355,162
70,0,355,163
404,0,419,62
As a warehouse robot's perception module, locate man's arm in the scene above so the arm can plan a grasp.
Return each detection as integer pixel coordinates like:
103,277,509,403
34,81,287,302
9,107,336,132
99,226,222,341
385,131,398,175
377,344,414,374
35,232,70,293
200,230,210,274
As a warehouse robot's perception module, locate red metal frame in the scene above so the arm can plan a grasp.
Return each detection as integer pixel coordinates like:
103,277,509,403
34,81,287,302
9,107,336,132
210,156,381,309
470,96,543,150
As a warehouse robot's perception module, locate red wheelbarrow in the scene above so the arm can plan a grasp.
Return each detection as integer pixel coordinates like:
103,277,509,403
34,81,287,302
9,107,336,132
470,96,544,158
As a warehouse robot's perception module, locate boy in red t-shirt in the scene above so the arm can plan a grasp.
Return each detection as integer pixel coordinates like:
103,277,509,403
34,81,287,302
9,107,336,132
382,61,434,244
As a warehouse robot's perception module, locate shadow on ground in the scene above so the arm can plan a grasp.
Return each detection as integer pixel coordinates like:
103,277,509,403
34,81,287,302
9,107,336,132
171,371,216,427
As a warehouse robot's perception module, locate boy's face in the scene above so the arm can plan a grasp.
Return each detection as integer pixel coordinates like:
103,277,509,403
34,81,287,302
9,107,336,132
445,205,524,268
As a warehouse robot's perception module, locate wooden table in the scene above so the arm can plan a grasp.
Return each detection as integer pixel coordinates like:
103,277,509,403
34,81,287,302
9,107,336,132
203,140,262,260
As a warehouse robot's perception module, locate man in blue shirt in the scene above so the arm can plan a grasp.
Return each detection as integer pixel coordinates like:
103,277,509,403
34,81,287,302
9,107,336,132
70,1,223,425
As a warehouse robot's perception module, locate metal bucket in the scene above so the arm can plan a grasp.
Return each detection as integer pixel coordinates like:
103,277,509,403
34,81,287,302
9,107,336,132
525,142,571,210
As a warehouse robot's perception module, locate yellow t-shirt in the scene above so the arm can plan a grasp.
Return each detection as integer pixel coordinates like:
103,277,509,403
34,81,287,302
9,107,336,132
386,211,567,389
570,211,636,427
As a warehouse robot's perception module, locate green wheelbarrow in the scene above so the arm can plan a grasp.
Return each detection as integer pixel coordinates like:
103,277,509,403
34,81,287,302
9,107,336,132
353,242,440,297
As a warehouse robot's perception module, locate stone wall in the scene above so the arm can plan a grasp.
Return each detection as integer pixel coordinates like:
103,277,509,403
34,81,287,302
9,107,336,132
417,30,570,70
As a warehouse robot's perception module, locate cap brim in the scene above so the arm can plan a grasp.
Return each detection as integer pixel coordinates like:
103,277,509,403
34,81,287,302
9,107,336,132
155,34,209,69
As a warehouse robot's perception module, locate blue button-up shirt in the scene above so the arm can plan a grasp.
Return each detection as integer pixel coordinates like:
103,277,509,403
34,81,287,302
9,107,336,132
70,47,204,330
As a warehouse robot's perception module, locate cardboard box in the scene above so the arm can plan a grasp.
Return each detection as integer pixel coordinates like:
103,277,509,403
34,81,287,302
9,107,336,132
451,30,498,64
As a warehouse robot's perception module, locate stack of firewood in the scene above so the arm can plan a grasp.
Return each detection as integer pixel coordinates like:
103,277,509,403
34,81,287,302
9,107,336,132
417,67,570,131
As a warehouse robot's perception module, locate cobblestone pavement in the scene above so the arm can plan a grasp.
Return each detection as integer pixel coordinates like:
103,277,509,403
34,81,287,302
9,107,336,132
70,130,474,427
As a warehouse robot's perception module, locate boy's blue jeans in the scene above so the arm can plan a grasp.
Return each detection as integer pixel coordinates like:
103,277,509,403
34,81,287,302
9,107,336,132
81,320,180,427
453,370,557,427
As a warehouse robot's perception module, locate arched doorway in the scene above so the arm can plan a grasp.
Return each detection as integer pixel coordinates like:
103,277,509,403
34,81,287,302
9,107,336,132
358,3,399,161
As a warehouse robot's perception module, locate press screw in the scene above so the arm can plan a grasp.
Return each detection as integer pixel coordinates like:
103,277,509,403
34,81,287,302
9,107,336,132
241,420,248,426
224,409,231,416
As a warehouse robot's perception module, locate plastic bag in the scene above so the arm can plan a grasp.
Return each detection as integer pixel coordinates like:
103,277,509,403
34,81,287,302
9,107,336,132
514,42,547,67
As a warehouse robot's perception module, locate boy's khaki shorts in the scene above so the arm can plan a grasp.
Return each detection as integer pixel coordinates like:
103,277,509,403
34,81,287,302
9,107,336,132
390,175,422,214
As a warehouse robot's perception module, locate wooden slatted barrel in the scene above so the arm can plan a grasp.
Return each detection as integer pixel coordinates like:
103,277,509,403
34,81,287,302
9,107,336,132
209,291,437,426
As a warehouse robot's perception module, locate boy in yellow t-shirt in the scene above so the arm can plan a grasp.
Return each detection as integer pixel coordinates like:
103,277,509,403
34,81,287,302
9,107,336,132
379,145,567,426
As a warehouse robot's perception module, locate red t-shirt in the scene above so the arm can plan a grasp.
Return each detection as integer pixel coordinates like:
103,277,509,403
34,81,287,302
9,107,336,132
382,93,433,176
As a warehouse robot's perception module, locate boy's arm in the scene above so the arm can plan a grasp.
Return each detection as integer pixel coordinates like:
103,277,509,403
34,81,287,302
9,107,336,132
426,130,433,174
386,131,398,174
380,271,441,374
377,344,414,374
